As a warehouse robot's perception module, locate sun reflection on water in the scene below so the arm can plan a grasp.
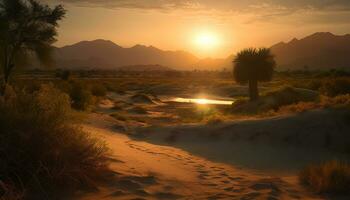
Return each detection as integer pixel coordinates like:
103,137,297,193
173,98,233,105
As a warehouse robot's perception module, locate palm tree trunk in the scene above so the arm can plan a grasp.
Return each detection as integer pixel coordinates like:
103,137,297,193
248,79,259,101
1,70,9,96
1,63,13,96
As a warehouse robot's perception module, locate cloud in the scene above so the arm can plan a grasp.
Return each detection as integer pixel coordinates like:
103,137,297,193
47,0,200,10
47,0,350,11
44,0,350,25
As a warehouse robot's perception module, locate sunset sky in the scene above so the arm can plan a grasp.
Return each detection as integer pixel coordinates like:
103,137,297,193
43,0,350,58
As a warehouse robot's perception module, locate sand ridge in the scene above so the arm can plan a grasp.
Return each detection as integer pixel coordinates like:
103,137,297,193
76,114,323,200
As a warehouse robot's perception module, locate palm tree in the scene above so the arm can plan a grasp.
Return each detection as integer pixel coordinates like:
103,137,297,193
233,48,276,101
0,0,65,92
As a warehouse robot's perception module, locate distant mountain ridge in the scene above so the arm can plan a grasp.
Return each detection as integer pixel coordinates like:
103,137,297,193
270,32,350,70
52,32,350,71
54,39,206,70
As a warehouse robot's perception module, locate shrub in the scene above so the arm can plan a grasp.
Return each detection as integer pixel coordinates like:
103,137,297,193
320,78,350,97
69,81,94,110
91,84,107,97
278,102,319,113
276,94,350,114
55,80,72,94
299,160,350,194
264,87,318,108
175,106,219,123
291,79,323,91
205,115,225,125
231,87,319,114
0,85,110,199
320,94,350,108
56,70,71,81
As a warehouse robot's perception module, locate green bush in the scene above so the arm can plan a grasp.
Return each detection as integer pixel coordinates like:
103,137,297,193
320,78,350,97
91,84,107,97
0,85,110,199
55,70,71,81
69,81,94,110
300,160,350,194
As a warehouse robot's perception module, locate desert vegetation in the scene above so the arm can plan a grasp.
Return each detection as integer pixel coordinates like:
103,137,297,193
300,160,350,194
1,0,350,199
0,1,111,199
0,85,110,199
0,0,65,93
233,48,276,101
1,67,350,200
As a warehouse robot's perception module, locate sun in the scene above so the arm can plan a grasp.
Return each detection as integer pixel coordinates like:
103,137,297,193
194,32,220,49
195,99,209,105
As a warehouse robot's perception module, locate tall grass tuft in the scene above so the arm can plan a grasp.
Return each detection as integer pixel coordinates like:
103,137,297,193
299,160,350,194
69,81,94,110
231,86,319,114
320,78,350,97
0,84,110,199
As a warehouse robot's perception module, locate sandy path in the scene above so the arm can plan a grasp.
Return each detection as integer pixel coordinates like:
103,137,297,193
77,114,322,200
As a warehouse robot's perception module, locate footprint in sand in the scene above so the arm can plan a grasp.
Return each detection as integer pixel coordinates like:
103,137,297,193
130,198,147,200
198,170,210,174
221,180,230,184
115,179,143,191
196,164,205,168
163,185,174,190
134,189,151,197
288,193,301,199
249,181,280,192
219,172,228,177
231,188,245,193
198,174,209,180
228,177,244,181
266,196,279,200
153,192,183,199
202,183,218,187
125,175,157,185
241,192,261,200
207,193,237,200
223,186,246,194
109,190,128,197
110,174,159,198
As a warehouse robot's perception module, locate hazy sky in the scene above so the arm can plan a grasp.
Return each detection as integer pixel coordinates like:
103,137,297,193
43,0,350,58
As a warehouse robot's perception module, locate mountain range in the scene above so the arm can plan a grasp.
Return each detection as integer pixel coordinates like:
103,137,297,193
270,32,350,70
52,32,350,71
54,40,202,70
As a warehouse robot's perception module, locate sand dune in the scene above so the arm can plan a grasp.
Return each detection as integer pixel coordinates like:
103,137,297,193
133,109,350,172
76,113,325,200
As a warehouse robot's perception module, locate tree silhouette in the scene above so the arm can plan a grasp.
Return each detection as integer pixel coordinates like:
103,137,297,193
233,48,276,101
0,0,65,92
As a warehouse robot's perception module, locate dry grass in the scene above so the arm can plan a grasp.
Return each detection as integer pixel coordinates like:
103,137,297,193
0,85,110,199
231,87,319,114
299,160,350,194
278,94,350,114
320,78,350,97
174,105,220,123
